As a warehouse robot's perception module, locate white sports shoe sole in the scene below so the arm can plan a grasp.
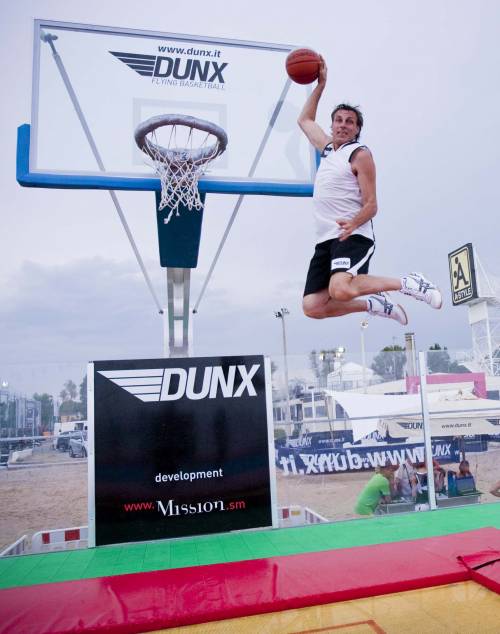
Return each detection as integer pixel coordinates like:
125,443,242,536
367,292,408,326
401,272,443,309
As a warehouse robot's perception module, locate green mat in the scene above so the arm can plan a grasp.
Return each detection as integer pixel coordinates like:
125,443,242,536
1,503,499,590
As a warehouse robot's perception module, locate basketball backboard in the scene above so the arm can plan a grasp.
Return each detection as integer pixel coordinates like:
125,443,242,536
18,20,317,195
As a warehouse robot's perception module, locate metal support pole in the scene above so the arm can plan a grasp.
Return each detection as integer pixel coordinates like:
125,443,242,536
42,32,163,315
275,308,291,424
162,309,169,358
360,321,368,393
281,315,291,425
418,351,437,510
405,332,417,376
166,268,191,357
485,311,494,375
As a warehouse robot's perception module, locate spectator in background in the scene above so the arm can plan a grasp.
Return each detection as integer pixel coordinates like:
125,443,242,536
414,459,445,496
432,458,446,493
456,460,472,478
449,459,476,495
355,465,394,516
490,481,500,498
394,458,419,500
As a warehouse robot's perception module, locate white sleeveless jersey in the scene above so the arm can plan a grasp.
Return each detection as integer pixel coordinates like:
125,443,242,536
312,141,375,243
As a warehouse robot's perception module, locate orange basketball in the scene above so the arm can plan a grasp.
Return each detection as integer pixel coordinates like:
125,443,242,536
285,48,321,84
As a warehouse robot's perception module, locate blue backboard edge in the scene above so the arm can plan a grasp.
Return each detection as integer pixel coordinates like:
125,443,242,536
17,124,315,197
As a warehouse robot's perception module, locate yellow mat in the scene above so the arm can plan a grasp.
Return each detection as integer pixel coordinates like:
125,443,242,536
156,581,500,634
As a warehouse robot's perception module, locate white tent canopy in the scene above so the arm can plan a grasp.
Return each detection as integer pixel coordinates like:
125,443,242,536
325,389,500,442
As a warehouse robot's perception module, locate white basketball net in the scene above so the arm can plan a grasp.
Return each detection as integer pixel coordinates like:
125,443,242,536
143,124,222,224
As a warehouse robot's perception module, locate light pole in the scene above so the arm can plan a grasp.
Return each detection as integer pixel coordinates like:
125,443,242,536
360,320,368,392
31,403,35,449
274,308,291,426
334,346,346,389
392,336,398,381
318,350,328,388
0,381,8,438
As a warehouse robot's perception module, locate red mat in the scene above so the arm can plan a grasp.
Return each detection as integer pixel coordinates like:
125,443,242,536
459,548,500,594
1,527,500,634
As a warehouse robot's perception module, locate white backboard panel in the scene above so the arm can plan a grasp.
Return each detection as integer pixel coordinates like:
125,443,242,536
30,20,317,191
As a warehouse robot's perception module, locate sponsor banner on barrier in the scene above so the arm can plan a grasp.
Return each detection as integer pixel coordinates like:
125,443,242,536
289,431,354,448
90,355,274,546
381,417,500,438
276,440,461,476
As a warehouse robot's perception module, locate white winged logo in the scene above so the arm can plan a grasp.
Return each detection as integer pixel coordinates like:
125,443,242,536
98,369,164,402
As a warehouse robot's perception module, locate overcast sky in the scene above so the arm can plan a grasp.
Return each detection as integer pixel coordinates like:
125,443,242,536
1,0,500,396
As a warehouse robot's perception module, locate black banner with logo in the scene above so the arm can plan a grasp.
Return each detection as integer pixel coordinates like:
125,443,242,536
91,355,273,546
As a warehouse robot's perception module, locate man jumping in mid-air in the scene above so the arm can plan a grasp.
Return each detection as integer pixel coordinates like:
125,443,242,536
298,58,442,325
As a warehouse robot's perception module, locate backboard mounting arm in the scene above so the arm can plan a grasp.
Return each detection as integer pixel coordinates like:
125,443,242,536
40,31,164,315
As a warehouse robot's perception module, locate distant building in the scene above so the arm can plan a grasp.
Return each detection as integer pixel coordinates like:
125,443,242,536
0,390,42,437
327,361,382,391
17,397,41,436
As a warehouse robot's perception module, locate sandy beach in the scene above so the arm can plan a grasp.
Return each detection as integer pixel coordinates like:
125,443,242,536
1,440,499,553
0,442,88,552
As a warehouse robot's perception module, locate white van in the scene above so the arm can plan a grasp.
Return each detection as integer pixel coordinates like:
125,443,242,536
53,420,88,436
53,421,88,448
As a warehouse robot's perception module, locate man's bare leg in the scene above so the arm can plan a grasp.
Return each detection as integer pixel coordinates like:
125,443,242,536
329,272,400,302
303,271,441,324
303,282,408,326
327,273,408,324
303,288,367,319
329,271,443,309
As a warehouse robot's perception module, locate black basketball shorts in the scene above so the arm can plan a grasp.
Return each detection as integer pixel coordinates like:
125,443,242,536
303,234,375,296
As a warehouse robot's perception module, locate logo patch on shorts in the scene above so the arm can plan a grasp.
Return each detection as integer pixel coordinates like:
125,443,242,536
332,257,351,269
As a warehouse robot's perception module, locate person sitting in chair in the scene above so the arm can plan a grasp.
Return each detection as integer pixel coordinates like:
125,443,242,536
456,460,472,478
432,458,446,493
414,459,445,497
453,460,476,494
394,458,419,501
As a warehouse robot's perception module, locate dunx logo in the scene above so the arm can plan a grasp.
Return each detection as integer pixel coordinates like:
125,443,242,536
110,51,228,83
398,421,423,430
98,364,260,402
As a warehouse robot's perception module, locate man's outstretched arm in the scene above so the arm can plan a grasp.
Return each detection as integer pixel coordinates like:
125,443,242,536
297,57,331,151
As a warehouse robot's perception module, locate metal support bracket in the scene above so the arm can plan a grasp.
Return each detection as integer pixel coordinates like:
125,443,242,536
165,268,191,357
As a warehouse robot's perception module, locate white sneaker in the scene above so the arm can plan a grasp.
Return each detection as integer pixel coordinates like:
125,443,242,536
366,292,408,325
400,272,442,309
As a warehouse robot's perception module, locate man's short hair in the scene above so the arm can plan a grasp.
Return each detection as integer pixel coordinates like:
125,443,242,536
331,104,364,141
